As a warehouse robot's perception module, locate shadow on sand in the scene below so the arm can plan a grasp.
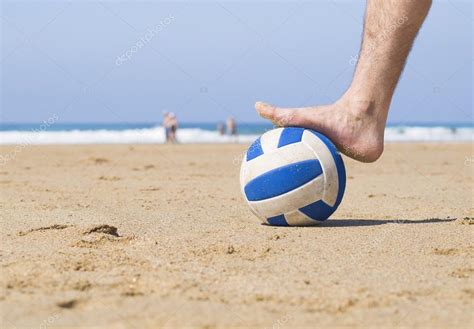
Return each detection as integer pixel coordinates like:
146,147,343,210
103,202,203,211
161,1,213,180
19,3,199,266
262,218,456,228
318,217,456,227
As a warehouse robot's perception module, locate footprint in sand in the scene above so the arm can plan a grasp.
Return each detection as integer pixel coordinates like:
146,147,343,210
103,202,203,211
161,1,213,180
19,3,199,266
90,157,109,165
17,222,132,250
433,246,474,256
98,176,121,181
18,224,72,236
83,224,120,237
140,187,161,192
74,224,133,248
57,299,81,309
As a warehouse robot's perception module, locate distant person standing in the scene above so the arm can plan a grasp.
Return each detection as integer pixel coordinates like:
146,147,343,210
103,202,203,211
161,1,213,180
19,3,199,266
168,112,178,143
162,111,171,143
217,122,225,135
227,116,237,135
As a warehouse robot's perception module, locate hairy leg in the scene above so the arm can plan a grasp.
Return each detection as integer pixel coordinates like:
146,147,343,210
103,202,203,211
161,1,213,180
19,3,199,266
256,0,432,162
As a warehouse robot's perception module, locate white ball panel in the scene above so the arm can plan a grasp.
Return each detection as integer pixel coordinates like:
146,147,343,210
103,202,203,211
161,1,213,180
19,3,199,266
302,130,339,207
259,128,283,154
284,210,318,226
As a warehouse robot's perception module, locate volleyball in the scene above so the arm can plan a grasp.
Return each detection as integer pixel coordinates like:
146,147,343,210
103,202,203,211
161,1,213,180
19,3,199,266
240,127,346,226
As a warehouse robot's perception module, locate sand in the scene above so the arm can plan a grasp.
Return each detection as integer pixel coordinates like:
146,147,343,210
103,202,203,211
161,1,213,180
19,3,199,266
0,143,473,328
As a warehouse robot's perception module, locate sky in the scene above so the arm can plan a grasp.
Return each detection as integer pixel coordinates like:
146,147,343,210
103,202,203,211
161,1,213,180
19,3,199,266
1,0,472,124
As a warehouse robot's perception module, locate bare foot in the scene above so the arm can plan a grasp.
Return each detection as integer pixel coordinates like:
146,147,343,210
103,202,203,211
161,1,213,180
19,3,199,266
255,95,386,162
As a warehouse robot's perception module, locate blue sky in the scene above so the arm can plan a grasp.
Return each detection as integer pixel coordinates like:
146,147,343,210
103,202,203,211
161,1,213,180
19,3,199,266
1,0,472,124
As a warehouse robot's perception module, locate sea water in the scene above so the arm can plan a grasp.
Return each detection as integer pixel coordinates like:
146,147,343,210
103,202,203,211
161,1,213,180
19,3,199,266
0,122,472,145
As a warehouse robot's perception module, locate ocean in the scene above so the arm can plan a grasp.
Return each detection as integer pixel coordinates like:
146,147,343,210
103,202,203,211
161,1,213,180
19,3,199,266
0,122,472,145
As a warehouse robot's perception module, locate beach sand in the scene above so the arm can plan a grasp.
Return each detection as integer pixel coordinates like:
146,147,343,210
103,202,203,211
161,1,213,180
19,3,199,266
1,143,473,328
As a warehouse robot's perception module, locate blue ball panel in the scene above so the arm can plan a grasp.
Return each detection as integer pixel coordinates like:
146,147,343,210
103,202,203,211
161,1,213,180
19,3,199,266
244,159,323,201
267,214,288,226
308,130,346,209
299,199,333,221
278,127,304,148
246,137,264,161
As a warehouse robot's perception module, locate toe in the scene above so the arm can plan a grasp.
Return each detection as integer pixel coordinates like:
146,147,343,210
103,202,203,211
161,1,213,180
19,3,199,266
256,101,313,127
255,102,275,121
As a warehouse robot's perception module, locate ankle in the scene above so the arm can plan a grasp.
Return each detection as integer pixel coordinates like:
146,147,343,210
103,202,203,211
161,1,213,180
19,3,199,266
339,88,390,122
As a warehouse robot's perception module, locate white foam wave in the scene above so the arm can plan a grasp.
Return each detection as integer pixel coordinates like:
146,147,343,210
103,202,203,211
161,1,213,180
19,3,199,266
0,126,472,145
0,127,258,145
385,126,473,142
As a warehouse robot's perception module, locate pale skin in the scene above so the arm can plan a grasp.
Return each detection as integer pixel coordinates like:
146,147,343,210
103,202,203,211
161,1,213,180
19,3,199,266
256,0,432,162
